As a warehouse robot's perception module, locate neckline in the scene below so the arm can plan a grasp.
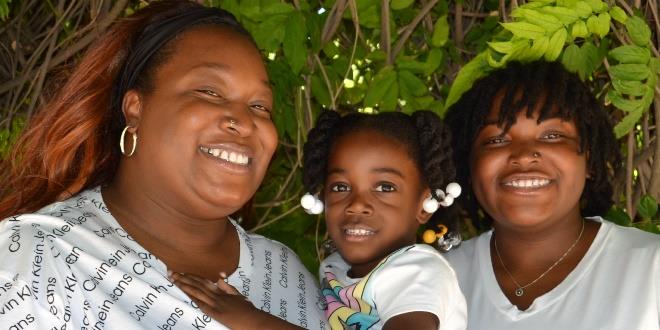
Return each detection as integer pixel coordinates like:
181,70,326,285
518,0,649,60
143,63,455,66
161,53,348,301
478,217,611,319
87,187,251,280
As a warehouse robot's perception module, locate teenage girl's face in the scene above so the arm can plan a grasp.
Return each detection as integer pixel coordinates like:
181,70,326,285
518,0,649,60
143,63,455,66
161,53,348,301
470,103,587,232
324,130,430,277
123,26,277,219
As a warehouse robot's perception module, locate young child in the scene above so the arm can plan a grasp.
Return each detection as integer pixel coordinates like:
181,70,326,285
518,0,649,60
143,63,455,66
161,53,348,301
300,110,467,329
443,60,660,329
170,110,467,330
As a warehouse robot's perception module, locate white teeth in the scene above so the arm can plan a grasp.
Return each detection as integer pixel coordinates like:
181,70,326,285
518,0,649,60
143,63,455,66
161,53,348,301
200,147,250,166
507,179,550,188
345,228,374,236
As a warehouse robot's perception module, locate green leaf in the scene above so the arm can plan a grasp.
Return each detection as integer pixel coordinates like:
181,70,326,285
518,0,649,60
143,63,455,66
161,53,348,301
637,195,658,219
609,45,651,64
625,16,652,47
444,52,490,112
541,6,580,25
398,70,427,97
587,13,610,37
488,41,514,54
609,63,651,81
310,75,332,107
501,22,546,39
578,42,602,80
283,12,307,74
584,0,606,12
260,2,294,15
364,67,398,107
544,27,567,61
609,6,628,24
613,108,643,138
252,15,287,51
391,0,414,10
604,207,632,226
570,20,589,38
607,90,644,112
526,36,549,60
432,15,450,47
561,44,582,73
423,48,444,76
612,79,647,96
635,222,660,234
0,0,10,20
575,1,593,18
510,8,562,33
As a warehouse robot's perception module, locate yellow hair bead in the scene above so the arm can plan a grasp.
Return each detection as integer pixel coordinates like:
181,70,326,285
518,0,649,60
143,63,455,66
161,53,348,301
422,229,437,243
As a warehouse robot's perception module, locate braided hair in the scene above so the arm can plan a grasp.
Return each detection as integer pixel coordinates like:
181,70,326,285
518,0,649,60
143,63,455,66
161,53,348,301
445,60,622,230
302,110,458,233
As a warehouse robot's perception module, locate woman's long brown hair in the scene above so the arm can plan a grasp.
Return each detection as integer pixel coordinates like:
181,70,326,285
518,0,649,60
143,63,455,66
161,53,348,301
0,3,182,219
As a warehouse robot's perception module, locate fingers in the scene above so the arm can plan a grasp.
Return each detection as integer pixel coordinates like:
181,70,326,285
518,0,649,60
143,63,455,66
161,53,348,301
171,272,220,293
216,273,241,295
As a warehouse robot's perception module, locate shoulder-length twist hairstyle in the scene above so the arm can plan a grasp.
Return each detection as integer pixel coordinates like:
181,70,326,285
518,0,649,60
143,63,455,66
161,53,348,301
445,61,622,230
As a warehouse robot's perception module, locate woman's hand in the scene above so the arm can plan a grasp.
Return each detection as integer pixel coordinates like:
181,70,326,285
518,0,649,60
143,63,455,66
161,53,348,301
169,272,303,329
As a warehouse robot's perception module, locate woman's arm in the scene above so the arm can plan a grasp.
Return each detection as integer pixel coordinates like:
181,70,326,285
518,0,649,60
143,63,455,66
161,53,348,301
383,311,439,330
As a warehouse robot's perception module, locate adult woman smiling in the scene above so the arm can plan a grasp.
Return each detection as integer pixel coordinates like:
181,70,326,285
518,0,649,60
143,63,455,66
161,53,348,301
0,1,326,329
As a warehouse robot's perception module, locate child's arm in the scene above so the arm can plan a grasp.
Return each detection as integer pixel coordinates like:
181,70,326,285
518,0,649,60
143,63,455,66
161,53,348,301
169,272,304,330
383,312,439,329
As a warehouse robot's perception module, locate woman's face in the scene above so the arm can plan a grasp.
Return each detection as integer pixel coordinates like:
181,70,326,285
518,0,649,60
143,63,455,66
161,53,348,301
470,104,587,232
126,25,277,218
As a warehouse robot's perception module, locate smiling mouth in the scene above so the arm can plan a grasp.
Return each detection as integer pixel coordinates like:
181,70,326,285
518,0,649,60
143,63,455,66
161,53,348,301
344,228,375,236
199,146,251,166
503,178,551,188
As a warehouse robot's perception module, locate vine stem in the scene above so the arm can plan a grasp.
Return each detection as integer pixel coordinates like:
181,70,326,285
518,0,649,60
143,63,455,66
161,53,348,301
392,0,439,60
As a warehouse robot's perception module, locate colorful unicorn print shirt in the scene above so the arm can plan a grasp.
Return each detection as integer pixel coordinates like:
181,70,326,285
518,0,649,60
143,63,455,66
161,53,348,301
320,244,467,330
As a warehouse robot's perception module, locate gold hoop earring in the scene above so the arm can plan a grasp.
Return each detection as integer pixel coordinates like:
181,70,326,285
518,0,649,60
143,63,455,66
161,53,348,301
120,126,137,157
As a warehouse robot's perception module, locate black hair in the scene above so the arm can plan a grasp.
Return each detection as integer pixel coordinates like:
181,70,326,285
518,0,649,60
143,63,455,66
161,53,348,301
445,60,622,229
302,110,459,233
112,0,254,130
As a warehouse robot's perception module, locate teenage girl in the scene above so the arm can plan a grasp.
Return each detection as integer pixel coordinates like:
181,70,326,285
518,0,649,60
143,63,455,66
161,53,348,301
444,60,660,329
170,110,467,330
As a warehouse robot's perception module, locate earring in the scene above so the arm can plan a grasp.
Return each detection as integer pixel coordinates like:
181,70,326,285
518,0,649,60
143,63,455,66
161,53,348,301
301,193,324,214
120,126,137,157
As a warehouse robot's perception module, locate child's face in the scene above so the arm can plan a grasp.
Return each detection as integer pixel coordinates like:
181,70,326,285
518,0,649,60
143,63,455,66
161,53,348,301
470,106,587,231
324,130,429,277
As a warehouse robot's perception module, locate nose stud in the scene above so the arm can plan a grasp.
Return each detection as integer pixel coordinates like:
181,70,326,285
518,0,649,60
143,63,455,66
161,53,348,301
229,119,237,129
532,151,541,158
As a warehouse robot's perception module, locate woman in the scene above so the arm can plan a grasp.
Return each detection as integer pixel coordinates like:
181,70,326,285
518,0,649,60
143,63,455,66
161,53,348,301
444,61,660,329
0,1,327,329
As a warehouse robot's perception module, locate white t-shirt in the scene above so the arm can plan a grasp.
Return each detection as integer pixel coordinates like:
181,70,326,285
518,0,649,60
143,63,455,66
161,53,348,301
0,187,328,330
445,218,660,330
320,244,467,330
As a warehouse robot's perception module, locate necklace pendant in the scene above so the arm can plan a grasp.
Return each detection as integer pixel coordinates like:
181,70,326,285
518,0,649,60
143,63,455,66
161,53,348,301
515,288,524,297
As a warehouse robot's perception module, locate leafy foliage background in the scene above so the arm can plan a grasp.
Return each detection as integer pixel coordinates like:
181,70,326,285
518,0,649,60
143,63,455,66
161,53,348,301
0,0,659,271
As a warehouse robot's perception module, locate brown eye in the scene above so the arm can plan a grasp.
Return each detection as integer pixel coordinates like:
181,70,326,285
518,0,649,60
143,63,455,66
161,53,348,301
330,183,350,192
196,89,220,97
375,183,396,192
